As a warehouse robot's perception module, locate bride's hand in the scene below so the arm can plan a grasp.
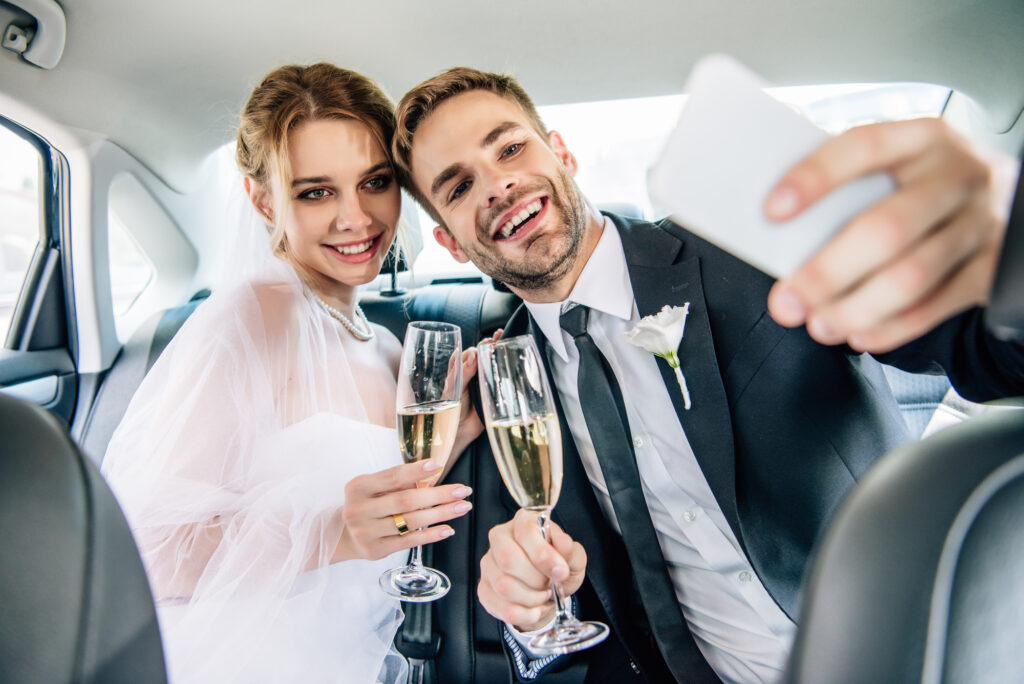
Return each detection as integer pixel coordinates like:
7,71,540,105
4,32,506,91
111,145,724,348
451,328,501,456
453,347,484,455
333,460,473,562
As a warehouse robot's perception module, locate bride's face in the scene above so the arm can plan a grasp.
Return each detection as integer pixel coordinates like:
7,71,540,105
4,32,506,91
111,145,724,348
279,118,400,292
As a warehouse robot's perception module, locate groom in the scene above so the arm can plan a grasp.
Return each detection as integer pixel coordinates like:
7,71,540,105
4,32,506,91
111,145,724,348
392,68,1024,682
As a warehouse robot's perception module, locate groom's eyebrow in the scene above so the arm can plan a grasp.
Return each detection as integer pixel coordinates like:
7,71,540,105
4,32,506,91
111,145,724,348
482,121,521,147
430,121,524,199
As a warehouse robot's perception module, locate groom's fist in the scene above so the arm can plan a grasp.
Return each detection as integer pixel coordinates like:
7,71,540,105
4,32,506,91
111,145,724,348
478,508,587,632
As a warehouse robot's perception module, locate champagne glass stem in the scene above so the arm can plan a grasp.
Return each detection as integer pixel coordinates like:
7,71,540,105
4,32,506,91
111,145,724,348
407,541,423,569
537,512,572,623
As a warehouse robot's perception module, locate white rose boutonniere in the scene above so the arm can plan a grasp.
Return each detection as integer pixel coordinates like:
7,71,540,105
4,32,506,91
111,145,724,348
623,303,692,410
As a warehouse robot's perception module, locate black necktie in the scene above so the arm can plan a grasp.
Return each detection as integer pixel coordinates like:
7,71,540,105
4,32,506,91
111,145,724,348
559,303,718,682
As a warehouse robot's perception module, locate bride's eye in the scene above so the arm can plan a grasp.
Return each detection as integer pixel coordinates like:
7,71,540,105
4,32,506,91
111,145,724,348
298,187,330,201
363,174,393,192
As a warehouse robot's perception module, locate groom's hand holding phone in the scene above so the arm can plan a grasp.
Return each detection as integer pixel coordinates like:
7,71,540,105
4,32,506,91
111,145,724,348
478,509,587,631
452,347,483,459
765,119,1012,353
650,54,1014,354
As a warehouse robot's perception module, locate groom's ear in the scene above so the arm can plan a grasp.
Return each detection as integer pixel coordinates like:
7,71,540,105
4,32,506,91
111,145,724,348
548,130,578,176
433,225,471,263
244,176,274,222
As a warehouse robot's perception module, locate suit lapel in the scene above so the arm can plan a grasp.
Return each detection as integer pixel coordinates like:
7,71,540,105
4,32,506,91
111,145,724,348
613,214,742,541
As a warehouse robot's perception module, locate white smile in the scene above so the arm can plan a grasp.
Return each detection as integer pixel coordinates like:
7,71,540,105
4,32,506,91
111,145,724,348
330,238,374,255
498,199,543,239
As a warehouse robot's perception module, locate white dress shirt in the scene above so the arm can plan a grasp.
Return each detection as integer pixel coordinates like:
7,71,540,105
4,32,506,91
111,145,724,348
522,217,795,683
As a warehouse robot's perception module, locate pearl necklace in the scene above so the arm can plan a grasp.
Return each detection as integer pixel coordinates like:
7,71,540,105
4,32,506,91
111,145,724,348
314,294,375,341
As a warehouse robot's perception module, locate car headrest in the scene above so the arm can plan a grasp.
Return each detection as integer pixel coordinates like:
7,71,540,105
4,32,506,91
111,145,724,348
362,282,519,350
785,408,1024,684
0,392,167,683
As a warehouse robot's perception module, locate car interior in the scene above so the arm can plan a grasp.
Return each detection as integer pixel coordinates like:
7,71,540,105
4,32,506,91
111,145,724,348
1,0,1023,682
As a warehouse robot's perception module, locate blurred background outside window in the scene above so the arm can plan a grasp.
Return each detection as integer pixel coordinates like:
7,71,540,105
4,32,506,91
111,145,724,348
0,125,40,342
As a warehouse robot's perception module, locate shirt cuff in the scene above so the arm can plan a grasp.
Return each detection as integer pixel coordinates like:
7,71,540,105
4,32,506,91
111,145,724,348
501,597,574,680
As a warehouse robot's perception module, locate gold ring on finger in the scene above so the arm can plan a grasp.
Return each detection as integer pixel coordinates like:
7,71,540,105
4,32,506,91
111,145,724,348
393,513,410,536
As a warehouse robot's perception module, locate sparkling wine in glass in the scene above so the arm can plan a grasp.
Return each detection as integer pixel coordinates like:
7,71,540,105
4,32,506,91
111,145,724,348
477,335,609,654
379,321,462,602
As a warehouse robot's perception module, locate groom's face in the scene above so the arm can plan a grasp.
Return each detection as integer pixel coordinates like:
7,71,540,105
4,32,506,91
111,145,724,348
408,90,588,293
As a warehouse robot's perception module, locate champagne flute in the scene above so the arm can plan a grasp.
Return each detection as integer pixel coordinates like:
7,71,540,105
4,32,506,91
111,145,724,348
477,335,609,654
379,321,462,602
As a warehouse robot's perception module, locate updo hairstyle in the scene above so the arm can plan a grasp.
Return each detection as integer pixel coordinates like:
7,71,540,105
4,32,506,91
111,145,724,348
235,63,398,258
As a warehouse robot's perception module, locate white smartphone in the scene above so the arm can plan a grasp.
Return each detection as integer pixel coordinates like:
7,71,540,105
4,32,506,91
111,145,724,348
647,54,894,279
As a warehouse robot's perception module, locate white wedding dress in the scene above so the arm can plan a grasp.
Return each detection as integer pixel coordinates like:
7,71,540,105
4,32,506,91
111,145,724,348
102,250,410,683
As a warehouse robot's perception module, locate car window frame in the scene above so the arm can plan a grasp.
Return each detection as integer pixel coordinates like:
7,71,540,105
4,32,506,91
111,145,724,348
0,113,78,422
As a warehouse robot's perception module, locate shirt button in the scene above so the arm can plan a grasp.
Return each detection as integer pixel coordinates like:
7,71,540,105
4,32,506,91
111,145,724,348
738,571,753,583
682,510,696,522
633,436,644,448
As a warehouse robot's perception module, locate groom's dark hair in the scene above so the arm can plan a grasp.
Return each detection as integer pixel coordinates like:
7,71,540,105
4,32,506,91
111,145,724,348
393,67,549,226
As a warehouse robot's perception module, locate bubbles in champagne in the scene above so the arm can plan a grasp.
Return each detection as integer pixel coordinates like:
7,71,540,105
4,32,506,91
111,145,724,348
398,399,461,486
486,413,562,510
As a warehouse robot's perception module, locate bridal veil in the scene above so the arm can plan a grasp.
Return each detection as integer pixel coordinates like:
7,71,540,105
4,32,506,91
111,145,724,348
102,190,409,683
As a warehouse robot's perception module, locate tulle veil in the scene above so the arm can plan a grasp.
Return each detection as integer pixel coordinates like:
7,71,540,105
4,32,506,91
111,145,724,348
102,180,409,683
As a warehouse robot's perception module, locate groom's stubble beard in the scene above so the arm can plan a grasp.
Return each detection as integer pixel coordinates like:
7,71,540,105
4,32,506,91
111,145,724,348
452,165,589,294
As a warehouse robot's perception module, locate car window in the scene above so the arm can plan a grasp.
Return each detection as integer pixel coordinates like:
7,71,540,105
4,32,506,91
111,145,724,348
410,82,950,277
0,122,41,343
108,206,154,317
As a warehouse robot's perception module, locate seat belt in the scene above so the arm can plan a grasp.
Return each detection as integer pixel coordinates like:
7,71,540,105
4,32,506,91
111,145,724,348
394,545,442,684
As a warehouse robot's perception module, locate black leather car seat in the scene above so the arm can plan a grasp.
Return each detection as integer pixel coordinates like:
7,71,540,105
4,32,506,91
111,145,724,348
0,392,167,683
785,408,1024,684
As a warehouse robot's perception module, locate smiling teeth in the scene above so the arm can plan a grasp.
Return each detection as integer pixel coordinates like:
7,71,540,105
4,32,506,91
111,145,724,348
500,200,543,238
332,239,373,255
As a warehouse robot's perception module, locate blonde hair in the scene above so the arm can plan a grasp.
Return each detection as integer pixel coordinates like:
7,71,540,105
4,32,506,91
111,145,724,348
393,67,549,225
236,63,405,260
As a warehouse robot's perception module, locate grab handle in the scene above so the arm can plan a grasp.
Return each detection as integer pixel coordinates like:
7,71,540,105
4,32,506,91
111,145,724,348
1,0,66,69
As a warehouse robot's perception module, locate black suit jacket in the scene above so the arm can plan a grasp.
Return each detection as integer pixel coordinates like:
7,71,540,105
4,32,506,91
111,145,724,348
488,213,1024,683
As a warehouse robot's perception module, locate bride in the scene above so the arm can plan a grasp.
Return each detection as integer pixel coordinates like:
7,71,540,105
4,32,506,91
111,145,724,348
102,63,481,683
